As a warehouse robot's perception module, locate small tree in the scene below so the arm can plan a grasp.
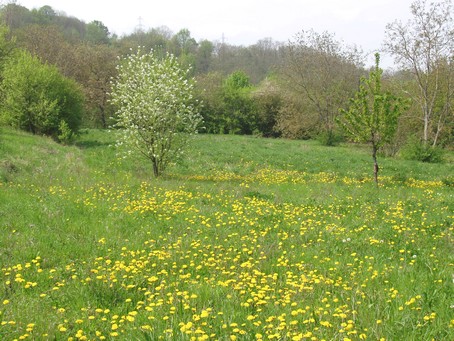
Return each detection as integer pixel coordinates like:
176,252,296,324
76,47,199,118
340,54,407,184
109,48,202,177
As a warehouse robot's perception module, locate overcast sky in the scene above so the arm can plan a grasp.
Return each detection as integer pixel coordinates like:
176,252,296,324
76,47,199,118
17,0,416,68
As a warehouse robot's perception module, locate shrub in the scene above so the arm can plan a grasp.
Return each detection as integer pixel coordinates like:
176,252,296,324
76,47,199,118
57,120,75,145
401,137,444,163
0,49,84,141
317,130,343,146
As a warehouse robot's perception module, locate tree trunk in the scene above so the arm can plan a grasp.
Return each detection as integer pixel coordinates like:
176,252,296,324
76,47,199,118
423,112,429,145
372,145,379,186
99,104,106,129
152,158,159,178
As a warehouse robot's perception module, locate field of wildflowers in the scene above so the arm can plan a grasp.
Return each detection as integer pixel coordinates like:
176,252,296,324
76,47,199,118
0,129,453,340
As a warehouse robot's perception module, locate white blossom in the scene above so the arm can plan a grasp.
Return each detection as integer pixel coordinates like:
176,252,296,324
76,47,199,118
108,48,202,177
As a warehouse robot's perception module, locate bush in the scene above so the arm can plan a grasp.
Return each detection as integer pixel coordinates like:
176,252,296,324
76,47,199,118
401,137,444,163
317,130,343,146
57,120,75,145
0,49,84,141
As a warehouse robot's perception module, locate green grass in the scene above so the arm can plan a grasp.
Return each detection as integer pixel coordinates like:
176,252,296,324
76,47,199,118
0,128,453,340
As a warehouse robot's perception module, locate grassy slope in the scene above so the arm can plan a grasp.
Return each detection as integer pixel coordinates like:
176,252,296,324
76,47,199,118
0,128,453,340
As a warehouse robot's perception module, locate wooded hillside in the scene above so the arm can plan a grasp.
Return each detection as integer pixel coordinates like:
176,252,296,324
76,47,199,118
0,1,452,159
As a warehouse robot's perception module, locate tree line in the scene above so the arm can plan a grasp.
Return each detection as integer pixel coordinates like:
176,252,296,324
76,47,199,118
0,0,452,162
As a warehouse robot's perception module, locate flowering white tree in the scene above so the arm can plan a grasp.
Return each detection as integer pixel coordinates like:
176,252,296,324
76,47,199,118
109,48,202,177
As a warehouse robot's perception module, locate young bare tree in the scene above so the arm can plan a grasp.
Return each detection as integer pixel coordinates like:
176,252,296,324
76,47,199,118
279,30,364,144
384,0,454,147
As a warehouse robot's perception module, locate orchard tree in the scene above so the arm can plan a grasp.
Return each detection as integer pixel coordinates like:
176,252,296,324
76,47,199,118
384,0,454,147
109,48,202,177
340,54,407,184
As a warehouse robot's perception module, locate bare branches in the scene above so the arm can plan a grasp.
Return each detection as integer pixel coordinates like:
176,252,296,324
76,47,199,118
279,30,364,140
384,0,454,146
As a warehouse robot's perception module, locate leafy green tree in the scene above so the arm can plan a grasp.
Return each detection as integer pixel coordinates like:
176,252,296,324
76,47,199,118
35,5,56,25
222,71,256,134
195,39,213,74
85,20,110,45
0,49,84,142
340,54,407,184
171,28,197,56
0,24,15,71
109,48,202,177
114,26,172,57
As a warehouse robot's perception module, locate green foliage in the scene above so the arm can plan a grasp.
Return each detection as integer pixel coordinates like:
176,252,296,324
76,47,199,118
194,39,214,74
341,54,405,147
316,130,343,146
0,49,84,140
195,71,260,135
0,24,15,69
85,20,110,45
221,71,257,134
109,48,202,177
57,120,75,145
194,72,224,134
252,78,282,137
340,53,407,183
224,70,251,90
401,136,445,163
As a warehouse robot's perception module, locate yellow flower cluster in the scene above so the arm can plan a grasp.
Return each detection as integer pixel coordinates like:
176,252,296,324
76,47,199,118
1,167,452,340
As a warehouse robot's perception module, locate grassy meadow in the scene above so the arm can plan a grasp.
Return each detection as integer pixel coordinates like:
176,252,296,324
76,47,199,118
0,128,453,340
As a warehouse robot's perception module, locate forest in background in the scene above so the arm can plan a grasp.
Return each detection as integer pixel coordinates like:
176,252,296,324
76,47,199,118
0,1,452,160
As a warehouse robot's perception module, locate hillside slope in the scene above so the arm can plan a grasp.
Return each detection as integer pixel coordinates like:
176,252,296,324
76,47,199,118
0,128,453,340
